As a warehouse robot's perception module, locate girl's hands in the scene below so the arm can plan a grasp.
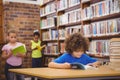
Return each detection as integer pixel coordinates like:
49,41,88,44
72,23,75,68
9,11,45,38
8,49,13,57
16,53,25,58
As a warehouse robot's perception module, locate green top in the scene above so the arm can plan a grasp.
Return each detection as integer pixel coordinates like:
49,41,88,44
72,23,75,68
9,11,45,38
31,40,42,58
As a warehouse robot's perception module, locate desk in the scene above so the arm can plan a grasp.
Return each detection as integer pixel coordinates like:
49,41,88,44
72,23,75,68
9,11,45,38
9,66,120,80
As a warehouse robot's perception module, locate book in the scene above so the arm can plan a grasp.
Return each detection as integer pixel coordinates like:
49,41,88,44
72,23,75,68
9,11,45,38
36,45,46,51
12,45,26,56
70,63,97,70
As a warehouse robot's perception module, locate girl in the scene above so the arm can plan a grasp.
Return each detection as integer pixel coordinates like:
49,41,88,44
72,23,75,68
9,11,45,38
2,29,26,80
30,31,45,80
48,33,100,69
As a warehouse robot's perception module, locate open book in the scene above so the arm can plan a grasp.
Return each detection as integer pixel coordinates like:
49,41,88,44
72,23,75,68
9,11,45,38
12,45,26,56
36,45,46,51
70,63,97,70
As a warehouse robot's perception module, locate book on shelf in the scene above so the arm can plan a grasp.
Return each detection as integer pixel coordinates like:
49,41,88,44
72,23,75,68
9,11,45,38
58,9,81,26
12,45,26,56
88,40,110,56
81,0,120,20
68,0,80,7
42,29,58,41
57,0,68,11
82,18,120,37
41,17,55,29
65,25,81,38
40,1,56,16
71,63,97,70
59,28,65,40
44,43,59,55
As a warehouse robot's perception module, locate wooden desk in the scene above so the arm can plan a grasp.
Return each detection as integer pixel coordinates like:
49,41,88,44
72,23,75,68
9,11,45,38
9,66,120,80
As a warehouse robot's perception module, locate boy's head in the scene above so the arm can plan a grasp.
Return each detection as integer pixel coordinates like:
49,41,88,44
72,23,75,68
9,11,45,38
65,33,89,58
33,31,40,42
7,29,17,43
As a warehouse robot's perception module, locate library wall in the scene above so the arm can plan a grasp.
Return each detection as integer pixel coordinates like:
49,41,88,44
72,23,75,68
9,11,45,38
2,1,40,68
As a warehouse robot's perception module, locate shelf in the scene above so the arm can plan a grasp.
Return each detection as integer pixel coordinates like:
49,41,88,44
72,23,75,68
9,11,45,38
91,0,105,4
40,0,55,7
86,34,120,40
41,26,56,30
88,54,109,59
82,12,120,23
40,11,56,18
92,12,120,22
58,21,81,28
42,39,58,42
44,54,59,57
57,3,80,13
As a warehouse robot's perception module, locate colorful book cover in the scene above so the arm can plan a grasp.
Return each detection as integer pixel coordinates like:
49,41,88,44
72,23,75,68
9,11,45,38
12,45,26,56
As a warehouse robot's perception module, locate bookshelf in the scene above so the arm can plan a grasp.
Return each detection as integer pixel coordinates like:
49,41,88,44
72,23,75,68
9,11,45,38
40,0,120,66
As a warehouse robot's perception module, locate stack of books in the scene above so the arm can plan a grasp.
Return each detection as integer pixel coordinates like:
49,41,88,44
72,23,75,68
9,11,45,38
109,38,120,71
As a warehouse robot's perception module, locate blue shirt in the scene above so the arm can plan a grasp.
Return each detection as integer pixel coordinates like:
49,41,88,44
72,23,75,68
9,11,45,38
54,53,97,65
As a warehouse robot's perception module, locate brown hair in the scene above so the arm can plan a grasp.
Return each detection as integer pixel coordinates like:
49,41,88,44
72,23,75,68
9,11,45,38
7,29,17,36
65,33,89,54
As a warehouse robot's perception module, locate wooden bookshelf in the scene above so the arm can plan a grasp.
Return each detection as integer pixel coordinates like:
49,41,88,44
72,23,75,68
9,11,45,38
58,21,81,28
40,0,120,66
91,12,120,22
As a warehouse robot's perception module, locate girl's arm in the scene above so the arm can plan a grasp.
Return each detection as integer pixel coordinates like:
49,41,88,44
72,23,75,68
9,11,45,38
16,53,26,58
48,62,71,69
2,50,12,59
30,41,37,51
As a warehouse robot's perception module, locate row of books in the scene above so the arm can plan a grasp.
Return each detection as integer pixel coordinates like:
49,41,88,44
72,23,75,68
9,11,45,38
88,40,110,56
82,18,120,37
58,9,81,25
109,38,120,71
59,40,110,56
42,29,58,41
57,0,80,11
40,1,56,17
82,0,120,20
59,25,81,39
44,43,59,55
40,17,55,29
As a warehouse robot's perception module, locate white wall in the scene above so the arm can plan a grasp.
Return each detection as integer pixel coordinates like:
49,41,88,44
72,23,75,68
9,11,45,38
3,0,41,5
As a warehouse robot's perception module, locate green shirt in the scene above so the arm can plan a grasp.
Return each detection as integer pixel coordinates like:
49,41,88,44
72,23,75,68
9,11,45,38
31,40,42,58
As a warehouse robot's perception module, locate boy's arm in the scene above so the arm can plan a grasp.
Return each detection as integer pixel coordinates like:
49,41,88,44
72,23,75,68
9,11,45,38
48,62,71,69
87,61,101,67
2,50,12,59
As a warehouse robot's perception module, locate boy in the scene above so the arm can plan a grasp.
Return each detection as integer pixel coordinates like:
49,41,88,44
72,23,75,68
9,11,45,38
48,33,100,69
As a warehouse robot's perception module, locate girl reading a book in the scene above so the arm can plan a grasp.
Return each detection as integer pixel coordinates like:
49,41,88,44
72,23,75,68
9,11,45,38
48,33,100,69
2,29,26,80
30,30,46,80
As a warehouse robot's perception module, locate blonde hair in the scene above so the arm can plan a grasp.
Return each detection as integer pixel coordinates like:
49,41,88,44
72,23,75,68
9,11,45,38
7,29,17,36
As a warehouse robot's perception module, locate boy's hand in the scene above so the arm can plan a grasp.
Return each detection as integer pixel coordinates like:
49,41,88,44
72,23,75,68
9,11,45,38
87,62,100,68
62,63,71,69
